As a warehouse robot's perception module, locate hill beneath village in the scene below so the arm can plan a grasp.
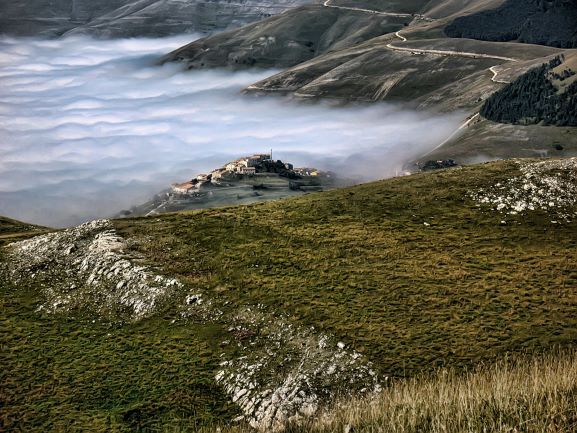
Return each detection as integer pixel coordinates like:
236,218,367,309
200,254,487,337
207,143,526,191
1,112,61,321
3,158,577,431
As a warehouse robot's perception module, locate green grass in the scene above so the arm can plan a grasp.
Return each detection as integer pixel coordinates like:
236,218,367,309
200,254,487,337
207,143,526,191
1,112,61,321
114,160,577,377
0,277,241,431
2,159,577,431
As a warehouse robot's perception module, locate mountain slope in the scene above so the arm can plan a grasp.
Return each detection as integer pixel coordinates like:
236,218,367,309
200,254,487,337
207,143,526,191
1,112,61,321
163,5,407,70
3,158,577,431
481,54,577,126
0,216,48,246
445,0,577,48
160,0,576,163
0,0,313,38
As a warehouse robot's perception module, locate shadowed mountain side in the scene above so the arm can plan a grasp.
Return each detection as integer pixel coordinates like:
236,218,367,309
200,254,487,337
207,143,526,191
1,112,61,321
445,0,577,48
0,0,313,38
64,0,314,38
0,0,125,36
161,5,407,70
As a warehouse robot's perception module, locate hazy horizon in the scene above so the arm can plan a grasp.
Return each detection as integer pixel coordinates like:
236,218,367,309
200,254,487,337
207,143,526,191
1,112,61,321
0,35,463,227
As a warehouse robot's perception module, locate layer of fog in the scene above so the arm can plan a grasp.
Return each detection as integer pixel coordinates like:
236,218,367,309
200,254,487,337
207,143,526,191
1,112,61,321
0,35,462,228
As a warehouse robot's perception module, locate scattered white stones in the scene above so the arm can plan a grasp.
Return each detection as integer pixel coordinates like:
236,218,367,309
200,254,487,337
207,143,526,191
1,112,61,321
4,219,182,321
216,309,381,431
470,158,577,221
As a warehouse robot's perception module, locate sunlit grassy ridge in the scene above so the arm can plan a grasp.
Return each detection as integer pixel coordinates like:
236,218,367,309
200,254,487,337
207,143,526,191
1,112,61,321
2,159,577,431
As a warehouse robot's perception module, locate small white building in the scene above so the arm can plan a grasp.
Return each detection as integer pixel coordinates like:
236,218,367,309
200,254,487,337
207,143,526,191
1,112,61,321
225,162,238,172
240,167,256,175
171,181,196,194
211,169,225,180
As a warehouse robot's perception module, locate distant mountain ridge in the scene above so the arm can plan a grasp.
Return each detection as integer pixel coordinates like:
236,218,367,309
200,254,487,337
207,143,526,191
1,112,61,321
0,0,313,38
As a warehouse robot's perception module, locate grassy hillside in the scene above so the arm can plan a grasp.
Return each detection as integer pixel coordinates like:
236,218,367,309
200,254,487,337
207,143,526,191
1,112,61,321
3,159,577,431
163,5,406,70
0,216,48,246
114,160,577,375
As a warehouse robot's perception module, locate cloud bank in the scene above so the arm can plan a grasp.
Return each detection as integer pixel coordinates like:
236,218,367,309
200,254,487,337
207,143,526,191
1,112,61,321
0,35,462,227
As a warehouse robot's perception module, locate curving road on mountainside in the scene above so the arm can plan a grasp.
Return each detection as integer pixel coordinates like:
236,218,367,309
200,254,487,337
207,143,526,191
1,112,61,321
321,0,520,153
322,0,413,18
324,1,518,83
249,0,518,152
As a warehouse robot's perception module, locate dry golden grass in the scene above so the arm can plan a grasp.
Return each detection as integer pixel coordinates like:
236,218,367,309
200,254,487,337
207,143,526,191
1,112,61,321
199,351,577,433
310,350,577,433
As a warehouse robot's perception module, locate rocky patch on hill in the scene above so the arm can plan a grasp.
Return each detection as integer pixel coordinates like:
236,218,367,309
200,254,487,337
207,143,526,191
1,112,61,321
470,158,577,222
3,219,183,321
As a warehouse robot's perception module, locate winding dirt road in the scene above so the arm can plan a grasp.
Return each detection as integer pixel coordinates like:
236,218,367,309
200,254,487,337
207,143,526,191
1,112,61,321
321,0,518,154
322,0,413,18
324,1,518,83
251,0,518,152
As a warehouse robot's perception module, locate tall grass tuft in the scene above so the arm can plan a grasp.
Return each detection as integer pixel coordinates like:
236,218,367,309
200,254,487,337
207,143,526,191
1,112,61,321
204,350,577,433
306,350,577,433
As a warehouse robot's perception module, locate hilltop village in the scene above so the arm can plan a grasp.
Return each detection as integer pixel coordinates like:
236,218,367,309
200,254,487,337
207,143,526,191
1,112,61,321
171,153,329,195
122,153,338,218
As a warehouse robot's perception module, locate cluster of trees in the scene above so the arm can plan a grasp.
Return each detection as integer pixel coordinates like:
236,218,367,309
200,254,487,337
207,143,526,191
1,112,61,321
481,56,577,127
445,0,577,48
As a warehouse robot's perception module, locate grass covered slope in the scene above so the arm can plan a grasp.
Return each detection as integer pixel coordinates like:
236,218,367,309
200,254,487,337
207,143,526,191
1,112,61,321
0,237,241,431
3,159,577,431
0,216,48,246
115,159,577,376
163,5,406,70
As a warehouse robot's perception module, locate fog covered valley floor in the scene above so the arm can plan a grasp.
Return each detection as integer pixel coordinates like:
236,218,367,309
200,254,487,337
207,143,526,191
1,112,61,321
0,35,463,228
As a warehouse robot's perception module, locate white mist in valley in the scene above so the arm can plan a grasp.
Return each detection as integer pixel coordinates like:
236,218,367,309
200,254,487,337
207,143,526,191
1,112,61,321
0,35,462,227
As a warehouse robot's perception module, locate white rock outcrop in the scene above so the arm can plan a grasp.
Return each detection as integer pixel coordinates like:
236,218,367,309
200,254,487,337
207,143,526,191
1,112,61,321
3,220,381,431
4,219,182,321
216,309,381,431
